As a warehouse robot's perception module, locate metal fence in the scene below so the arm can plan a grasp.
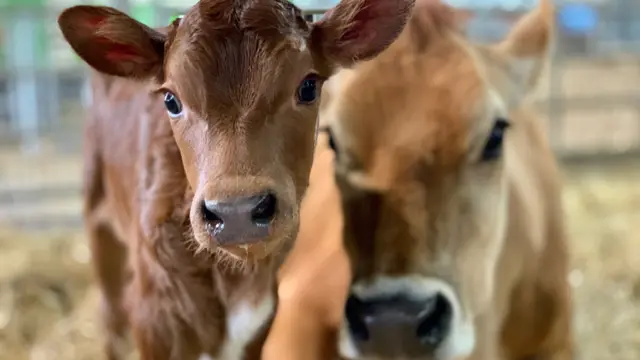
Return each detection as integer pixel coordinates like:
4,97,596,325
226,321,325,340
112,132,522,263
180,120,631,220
0,0,638,157
467,0,640,161
0,0,638,230
0,1,189,153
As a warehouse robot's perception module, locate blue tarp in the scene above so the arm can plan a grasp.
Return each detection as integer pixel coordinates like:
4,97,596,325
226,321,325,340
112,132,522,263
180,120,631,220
558,3,598,35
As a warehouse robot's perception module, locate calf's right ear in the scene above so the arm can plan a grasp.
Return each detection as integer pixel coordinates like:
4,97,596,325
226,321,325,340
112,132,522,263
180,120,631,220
58,5,166,80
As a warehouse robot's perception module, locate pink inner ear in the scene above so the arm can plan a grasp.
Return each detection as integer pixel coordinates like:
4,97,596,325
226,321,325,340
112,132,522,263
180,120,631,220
340,4,380,44
95,36,144,63
84,15,107,27
106,44,144,62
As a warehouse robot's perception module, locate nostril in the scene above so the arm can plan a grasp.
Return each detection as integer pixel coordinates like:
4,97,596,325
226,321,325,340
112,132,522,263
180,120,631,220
416,293,453,347
201,201,224,235
251,192,277,225
345,295,370,342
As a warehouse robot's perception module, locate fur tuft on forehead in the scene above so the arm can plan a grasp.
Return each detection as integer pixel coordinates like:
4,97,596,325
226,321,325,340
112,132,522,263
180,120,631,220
164,0,311,114
406,0,464,52
413,0,458,31
191,0,308,36
241,0,309,35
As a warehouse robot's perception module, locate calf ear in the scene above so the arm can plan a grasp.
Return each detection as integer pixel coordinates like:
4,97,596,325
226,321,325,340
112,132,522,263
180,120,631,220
310,0,415,68
58,5,167,80
494,0,555,95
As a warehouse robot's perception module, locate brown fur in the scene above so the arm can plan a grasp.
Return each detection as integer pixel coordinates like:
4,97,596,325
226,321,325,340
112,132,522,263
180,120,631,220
57,0,415,359
269,0,573,359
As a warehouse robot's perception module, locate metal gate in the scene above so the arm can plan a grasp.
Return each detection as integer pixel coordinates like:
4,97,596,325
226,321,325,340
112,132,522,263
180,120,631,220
0,0,638,230
1,0,638,159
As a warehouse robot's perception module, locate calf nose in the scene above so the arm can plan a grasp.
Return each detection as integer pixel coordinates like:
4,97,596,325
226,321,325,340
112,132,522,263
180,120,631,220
201,192,277,245
345,293,453,357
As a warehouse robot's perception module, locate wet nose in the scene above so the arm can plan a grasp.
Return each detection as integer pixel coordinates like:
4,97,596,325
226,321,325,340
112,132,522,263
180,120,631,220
200,192,277,245
345,293,453,357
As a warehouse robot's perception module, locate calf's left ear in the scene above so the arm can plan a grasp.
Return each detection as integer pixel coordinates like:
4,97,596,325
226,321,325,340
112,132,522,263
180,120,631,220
310,0,416,69
494,0,555,96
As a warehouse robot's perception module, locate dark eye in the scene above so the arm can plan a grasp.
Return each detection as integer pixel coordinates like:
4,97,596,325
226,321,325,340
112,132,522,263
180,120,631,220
296,74,319,104
164,92,183,117
321,126,339,155
481,118,510,161
326,127,338,153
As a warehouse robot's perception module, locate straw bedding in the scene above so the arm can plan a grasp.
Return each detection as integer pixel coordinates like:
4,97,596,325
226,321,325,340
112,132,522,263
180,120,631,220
0,163,638,360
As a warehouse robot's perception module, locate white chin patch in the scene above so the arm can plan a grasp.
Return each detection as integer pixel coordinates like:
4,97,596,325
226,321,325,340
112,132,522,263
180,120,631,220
435,318,475,360
216,293,275,360
338,321,361,359
338,275,476,360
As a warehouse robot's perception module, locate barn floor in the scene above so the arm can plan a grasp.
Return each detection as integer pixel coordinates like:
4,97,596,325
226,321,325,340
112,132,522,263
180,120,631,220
0,160,639,360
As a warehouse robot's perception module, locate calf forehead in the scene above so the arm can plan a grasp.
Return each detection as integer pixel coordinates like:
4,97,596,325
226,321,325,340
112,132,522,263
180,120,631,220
335,48,485,174
166,0,309,115
169,34,307,115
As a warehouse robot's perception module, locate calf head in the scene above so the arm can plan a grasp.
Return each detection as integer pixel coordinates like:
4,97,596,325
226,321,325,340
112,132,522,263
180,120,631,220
58,0,414,262
321,0,555,358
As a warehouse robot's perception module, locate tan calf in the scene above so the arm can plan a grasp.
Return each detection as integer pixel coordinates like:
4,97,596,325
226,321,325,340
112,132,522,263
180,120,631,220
267,0,574,359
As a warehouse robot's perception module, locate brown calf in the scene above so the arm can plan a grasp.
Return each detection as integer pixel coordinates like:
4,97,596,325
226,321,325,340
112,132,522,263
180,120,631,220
57,0,414,359
269,0,574,359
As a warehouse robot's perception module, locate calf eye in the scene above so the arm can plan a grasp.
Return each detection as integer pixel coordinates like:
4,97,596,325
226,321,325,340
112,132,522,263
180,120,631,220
164,92,183,117
296,74,320,104
327,128,338,153
320,126,339,155
481,118,510,161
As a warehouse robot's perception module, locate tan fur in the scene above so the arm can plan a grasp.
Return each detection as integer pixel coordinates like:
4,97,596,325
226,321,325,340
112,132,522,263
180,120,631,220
57,0,415,359
264,142,350,360
269,0,573,359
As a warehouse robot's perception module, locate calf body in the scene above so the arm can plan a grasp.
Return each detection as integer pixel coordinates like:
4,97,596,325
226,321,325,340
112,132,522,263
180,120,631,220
58,0,415,359
85,72,278,360
273,0,574,359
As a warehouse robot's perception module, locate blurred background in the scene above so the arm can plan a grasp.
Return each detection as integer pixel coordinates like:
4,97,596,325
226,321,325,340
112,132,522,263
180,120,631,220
0,0,638,359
